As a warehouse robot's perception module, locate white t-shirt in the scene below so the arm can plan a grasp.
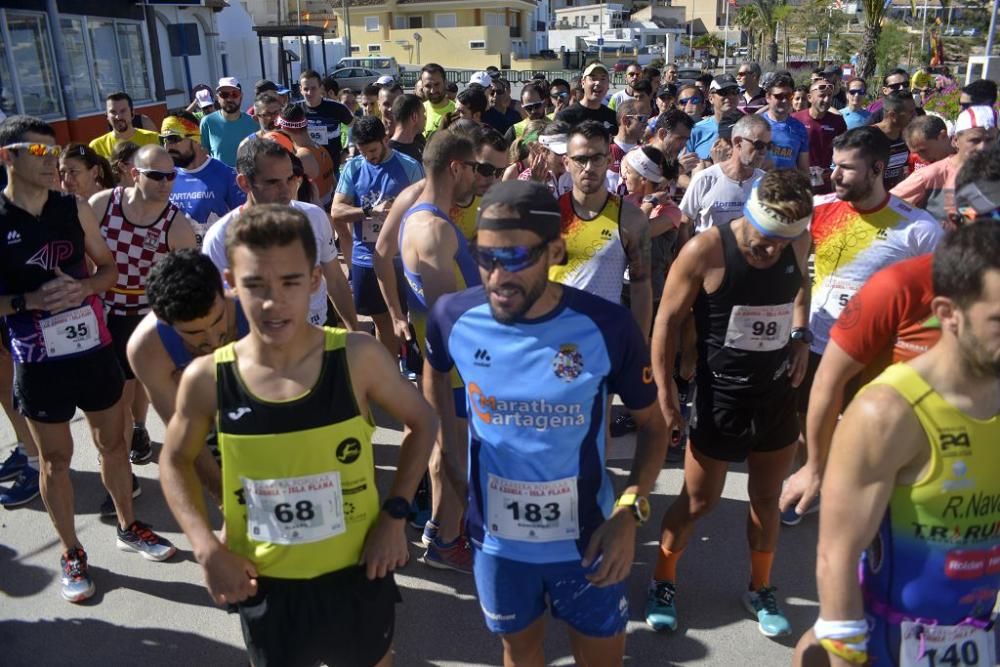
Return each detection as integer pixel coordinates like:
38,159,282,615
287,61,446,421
203,200,337,326
680,164,764,233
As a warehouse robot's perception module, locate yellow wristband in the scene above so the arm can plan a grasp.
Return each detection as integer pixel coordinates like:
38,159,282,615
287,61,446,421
819,636,868,665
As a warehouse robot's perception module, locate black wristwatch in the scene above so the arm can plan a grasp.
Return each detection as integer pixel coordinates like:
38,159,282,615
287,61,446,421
10,294,26,314
790,327,814,344
381,496,410,520
362,204,373,218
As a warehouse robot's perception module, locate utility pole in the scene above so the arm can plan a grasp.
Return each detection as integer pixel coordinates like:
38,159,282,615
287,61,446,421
986,0,998,55
723,0,730,71
918,0,929,55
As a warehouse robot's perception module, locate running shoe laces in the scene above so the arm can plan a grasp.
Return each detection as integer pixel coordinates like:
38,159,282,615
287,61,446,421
127,521,160,543
652,580,677,607
755,586,780,614
62,548,88,580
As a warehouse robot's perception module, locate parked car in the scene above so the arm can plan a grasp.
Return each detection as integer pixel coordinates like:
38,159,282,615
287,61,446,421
675,68,704,81
943,26,960,35
539,49,558,59
961,27,978,36
325,67,381,93
335,57,400,79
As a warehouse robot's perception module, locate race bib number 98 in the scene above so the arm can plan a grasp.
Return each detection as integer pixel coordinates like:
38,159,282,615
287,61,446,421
900,621,995,667
243,471,345,545
487,474,579,543
724,303,793,351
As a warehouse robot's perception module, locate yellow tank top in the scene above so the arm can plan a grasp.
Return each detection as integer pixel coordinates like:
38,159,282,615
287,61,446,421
549,192,626,304
861,363,1000,623
450,195,480,243
216,327,378,579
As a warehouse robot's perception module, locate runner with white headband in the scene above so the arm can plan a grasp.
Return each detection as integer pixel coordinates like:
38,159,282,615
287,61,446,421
646,169,814,639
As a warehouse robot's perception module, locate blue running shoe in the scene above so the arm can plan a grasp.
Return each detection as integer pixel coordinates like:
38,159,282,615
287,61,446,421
0,447,26,482
60,547,96,603
421,535,472,574
420,518,440,546
0,467,40,507
780,495,819,526
743,586,791,637
645,580,679,631
116,520,177,562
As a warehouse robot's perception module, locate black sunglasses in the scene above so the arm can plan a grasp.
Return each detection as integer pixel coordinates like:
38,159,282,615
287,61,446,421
523,101,546,112
474,162,506,178
886,82,908,91
137,168,177,182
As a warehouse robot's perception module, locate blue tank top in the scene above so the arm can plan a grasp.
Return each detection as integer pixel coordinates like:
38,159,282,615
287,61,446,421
398,202,481,313
155,299,250,370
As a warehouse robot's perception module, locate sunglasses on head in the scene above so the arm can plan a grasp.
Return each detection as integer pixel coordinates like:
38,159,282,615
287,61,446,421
474,162,506,178
523,101,545,112
137,167,177,182
218,90,241,99
3,142,62,157
472,241,549,273
848,88,866,95
678,96,702,105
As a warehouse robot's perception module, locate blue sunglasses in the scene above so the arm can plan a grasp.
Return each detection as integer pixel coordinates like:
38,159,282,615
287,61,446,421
472,242,548,273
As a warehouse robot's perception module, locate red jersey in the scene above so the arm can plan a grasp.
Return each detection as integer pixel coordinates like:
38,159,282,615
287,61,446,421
829,253,940,379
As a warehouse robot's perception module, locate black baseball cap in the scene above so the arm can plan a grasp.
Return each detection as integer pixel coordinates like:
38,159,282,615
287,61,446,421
477,181,562,242
657,83,678,99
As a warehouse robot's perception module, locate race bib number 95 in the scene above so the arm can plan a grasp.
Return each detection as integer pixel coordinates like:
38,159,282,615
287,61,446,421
487,474,579,543
243,471,345,545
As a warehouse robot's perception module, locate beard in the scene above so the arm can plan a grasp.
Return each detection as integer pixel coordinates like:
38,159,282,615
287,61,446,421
958,324,1000,378
169,147,196,168
835,178,873,203
222,100,240,114
488,278,546,325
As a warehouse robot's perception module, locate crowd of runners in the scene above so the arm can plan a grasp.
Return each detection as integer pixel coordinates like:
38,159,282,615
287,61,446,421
0,59,998,666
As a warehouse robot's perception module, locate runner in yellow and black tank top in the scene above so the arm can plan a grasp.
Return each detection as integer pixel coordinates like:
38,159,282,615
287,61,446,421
549,191,627,304
450,195,480,243
217,327,377,579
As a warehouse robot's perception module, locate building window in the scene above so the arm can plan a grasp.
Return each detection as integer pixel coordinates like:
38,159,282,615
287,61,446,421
409,16,423,28
351,43,360,53
364,16,379,32
433,13,457,28
0,25,14,114
116,22,151,102
484,12,503,27
393,15,405,29
88,19,126,101
469,40,485,49
4,12,62,117
368,43,381,52
59,17,98,113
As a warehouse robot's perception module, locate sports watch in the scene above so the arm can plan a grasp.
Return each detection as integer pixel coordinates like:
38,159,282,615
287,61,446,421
381,496,410,520
10,294,26,314
615,493,651,526
790,327,814,345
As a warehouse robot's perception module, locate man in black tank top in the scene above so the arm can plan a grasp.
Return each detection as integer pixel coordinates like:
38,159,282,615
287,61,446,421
645,170,814,641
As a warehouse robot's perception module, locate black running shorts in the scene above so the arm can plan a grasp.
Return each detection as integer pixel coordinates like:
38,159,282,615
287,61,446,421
106,312,145,381
237,567,400,667
351,264,408,318
13,345,124,423
689,383,801,463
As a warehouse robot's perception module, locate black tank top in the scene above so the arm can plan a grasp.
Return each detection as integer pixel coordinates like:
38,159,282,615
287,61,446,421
693,222,801,402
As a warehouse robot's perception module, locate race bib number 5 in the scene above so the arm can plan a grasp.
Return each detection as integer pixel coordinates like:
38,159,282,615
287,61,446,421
900,621,996,667
487,474,579,543
819,276,864,321
243,471,345,545
40,306,101,358
724,303,793,351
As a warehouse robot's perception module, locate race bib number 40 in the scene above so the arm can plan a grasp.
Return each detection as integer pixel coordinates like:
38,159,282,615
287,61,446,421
724,303,793,351
40,306,101,358
243,471,345,545
900,621,996,667
487,474,579,543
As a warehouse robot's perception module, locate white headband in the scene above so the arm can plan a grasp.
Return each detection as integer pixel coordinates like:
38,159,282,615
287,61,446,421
538,133,568,155
625,148,664,183
742,181,810,239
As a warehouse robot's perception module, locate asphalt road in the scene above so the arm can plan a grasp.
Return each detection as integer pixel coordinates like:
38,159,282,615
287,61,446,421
0,397,827,667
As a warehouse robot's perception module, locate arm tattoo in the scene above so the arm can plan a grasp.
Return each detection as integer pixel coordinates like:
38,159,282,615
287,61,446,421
624,213,651,283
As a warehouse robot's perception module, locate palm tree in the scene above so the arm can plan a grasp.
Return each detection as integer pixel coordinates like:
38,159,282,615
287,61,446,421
735,5,761,61
858,0,889,78
744,0,788,66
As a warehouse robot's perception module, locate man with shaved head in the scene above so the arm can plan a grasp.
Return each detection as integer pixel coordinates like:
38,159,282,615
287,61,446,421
90,144,197,475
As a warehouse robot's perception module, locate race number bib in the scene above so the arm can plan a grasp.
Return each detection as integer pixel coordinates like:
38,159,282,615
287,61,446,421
243,471,345,545
819,276,864,320
40,306,101,358
900,621,995,667
724,303,793,351
308,123,329,146
487,474,579,543
361,217,383,243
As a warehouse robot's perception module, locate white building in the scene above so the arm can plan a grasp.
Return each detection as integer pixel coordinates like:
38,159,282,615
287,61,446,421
547,2,682,59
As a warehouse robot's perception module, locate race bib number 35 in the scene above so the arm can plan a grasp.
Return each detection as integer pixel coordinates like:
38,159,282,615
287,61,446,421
243,471,345,545
40,306,101,358
724,303,793,351
900,621,996,667
487,474,579,543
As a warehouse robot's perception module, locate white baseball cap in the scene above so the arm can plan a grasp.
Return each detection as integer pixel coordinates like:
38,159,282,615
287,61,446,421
195,89,214,108
216,76,242,91
376,75,395,86
955,105,999,135
469,71,492,88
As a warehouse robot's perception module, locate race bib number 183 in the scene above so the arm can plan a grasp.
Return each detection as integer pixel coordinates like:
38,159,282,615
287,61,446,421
487,474,579,543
